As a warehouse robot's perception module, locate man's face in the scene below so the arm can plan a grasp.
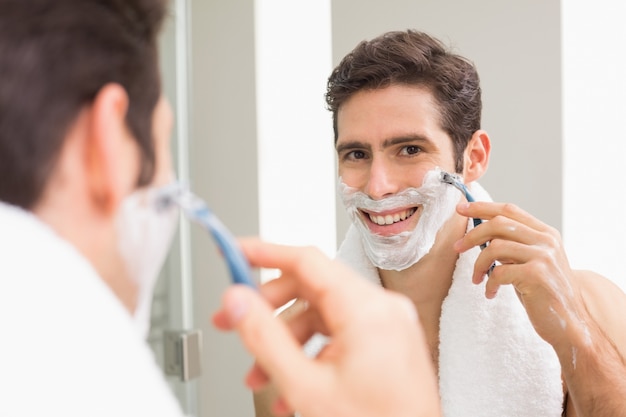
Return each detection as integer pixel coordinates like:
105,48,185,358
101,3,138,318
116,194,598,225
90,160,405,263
336,84,457,239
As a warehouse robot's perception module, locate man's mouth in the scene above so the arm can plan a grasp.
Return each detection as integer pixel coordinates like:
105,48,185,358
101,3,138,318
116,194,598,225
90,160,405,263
363,207,417,226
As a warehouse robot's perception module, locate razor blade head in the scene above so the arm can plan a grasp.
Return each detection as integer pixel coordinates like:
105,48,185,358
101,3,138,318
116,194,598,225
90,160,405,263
154,183,185,211
154,183,207,216
440,171,464,191
439,171,461,184
439,171,477,203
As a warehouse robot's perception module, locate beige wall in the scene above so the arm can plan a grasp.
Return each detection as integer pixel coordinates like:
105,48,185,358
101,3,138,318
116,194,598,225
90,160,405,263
188,1,258,416
186,0,334,415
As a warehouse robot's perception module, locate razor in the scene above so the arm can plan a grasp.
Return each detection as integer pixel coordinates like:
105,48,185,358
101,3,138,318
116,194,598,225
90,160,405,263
440,171,487,250
155,183,257,289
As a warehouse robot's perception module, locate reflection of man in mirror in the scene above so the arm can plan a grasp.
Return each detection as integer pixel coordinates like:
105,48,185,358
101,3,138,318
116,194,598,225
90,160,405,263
255,30,626,417
0,0,186,415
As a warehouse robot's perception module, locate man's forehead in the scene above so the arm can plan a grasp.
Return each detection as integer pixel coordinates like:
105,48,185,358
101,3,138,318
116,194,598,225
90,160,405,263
336,86,446,136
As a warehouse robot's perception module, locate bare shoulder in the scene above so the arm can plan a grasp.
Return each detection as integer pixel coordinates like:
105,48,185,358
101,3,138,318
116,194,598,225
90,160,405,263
573,270,626,317
572,270,626,356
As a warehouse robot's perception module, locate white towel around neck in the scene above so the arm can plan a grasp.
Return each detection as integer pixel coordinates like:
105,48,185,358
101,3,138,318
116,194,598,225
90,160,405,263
308,182,563,417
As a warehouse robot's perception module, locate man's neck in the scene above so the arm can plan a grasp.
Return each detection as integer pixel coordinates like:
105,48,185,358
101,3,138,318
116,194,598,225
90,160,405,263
33,189,138,314
378,213,469,346
379,243,458,332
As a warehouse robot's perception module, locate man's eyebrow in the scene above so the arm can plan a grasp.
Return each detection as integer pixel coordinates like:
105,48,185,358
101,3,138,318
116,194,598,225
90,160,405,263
336,135,434,154
381,135,433,148
335,141,371,154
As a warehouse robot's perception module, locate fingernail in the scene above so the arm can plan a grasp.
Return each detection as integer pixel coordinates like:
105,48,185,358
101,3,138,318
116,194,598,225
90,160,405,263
453,239,463,251
486,289,498,299
225,289,250,325
457,202,470,211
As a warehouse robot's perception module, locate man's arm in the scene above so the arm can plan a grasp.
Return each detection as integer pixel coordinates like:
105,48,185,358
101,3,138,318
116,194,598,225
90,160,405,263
558,271,626,417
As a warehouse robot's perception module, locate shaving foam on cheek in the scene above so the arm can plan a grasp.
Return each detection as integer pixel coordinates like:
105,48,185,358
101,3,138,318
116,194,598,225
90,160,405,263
339,167,462,271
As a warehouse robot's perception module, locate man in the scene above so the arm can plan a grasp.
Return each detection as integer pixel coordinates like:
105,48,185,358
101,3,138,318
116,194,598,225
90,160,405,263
0,0,185,414
254,30,626,417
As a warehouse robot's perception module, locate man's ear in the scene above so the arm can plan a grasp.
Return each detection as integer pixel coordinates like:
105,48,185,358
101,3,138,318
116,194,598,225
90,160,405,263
463,130,491,183
86,83,139,215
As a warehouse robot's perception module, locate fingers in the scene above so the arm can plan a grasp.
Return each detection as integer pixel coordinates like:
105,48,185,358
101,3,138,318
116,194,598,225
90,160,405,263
454,202,565,286
282,306,328,344
245,363,270,390
474,248,562,299
456,201,550,232
482,262,546,299
216,284,321,404
258,274,300,309
471,240,533,284
454,209,547,253
482,263,514,299
238,238,381,333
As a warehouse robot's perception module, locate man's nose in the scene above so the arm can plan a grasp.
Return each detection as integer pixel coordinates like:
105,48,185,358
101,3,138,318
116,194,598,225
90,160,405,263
364,157,401,200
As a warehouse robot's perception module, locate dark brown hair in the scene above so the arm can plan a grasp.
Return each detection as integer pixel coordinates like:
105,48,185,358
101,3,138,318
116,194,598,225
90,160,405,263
326,30,482,172
0,0,168,208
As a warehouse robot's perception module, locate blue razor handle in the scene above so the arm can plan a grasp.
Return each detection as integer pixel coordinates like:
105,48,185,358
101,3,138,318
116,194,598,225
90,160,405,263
156,184,257,289
451,181,483,231
190,205,256,288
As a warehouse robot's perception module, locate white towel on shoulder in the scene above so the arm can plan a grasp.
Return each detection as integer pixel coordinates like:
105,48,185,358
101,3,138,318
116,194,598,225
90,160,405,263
307,182,563,417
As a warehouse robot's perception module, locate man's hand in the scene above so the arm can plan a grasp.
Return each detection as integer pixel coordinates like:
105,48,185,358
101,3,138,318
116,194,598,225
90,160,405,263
453,201,590,348
213,238,442,417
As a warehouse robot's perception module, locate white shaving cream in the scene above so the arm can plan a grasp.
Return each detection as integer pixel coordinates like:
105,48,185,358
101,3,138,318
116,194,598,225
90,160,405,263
339,167,462,271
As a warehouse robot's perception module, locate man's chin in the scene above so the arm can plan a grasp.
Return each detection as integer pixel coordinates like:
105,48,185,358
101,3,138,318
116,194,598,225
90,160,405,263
359,228,412,246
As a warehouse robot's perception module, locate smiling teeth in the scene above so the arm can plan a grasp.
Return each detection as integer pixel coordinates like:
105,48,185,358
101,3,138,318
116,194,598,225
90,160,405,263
368,208,416,225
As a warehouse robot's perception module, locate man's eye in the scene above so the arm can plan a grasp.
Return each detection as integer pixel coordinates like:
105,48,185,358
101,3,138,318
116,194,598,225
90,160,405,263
403,145,421,155
344,150,366,160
